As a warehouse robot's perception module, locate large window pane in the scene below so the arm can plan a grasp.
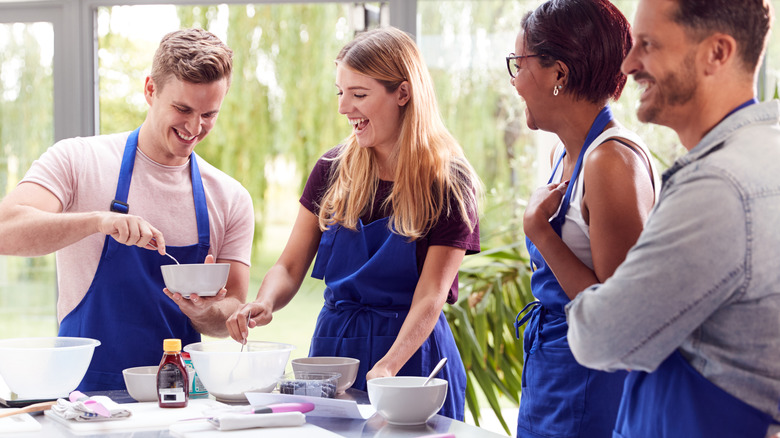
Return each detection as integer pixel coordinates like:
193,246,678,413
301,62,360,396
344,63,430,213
97,3,363,239
0,22,58,339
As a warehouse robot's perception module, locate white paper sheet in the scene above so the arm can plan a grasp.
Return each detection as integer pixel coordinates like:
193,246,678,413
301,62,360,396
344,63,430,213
245,392,376,420
0,413,42,433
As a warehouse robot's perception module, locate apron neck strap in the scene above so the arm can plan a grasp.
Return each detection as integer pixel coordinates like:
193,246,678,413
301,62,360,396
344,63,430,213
188,153,210,245
549,106,614,235
109,127,140,214
719,98,758,125
111,126,210,246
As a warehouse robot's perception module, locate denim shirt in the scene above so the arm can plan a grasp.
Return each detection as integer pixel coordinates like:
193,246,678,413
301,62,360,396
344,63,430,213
566,100,780,427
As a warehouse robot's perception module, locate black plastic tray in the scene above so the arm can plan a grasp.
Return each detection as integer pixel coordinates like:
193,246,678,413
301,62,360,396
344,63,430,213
0,393,55,408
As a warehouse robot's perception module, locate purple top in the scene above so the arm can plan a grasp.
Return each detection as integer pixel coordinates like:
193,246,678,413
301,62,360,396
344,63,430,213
300,146,480,303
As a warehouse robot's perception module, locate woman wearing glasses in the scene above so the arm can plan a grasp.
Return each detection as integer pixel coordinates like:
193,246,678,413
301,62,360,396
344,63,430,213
226,26,480,421
510,1,657,437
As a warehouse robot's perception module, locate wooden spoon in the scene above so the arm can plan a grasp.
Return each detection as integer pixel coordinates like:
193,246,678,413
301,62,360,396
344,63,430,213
0,400,57,419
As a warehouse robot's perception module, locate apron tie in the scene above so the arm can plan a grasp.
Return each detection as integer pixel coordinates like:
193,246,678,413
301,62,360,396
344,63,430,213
324,298,408,367
517,302,565,388
325,298,407,338
515,300,541,340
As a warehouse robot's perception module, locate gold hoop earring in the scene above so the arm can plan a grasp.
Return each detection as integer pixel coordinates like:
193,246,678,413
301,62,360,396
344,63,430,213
553,85,562,96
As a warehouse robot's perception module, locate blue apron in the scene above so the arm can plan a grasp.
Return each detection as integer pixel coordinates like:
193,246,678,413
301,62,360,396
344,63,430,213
309,217,467,421
613,350,776,438
58,127,208,391
516,107,628,437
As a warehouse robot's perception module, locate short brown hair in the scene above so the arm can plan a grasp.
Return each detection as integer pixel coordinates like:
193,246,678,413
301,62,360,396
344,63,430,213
150,28,233,91
670,0,773,72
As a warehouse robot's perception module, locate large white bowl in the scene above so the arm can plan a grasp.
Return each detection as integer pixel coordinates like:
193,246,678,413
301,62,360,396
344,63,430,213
367,376,448,425
0,337,100,399
122,365,158,402
291,356,359,394
161,263,230,298
184,340,294,402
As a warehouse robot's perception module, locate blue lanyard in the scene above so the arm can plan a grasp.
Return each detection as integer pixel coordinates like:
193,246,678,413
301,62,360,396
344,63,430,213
548,106,614,235
720,98,758,124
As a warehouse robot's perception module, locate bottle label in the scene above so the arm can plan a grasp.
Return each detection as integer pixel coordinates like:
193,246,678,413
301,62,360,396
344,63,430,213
158,361,188,407
158,387,187,404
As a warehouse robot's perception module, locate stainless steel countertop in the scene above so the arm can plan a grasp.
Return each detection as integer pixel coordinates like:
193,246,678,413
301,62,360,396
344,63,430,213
17,390,509,437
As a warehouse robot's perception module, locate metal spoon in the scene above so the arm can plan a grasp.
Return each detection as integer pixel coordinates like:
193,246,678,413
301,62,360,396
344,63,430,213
148,239,179,265
161,252,180,265
240,311,251,353
228,312,252,383
423,357,447,386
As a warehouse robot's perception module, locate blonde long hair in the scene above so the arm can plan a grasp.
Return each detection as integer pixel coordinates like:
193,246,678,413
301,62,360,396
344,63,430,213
318,27,482,240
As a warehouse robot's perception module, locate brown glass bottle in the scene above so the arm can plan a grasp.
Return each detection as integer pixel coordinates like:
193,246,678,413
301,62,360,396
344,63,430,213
156,338,189,408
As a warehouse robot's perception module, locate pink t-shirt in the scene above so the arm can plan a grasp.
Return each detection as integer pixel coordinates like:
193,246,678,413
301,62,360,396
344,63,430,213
22,131,254,321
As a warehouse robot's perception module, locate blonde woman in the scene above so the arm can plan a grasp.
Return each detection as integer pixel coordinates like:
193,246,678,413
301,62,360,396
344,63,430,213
227,27,481,420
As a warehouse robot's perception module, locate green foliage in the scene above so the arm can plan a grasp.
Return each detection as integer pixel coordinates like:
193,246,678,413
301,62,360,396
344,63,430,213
97,4,352,261
97,18,150,134
179,4,351,257
0,24,59,325
0,24,55,195
446,241,534,434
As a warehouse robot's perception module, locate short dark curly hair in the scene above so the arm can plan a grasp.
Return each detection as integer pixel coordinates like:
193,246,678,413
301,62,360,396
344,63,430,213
521,0,631,104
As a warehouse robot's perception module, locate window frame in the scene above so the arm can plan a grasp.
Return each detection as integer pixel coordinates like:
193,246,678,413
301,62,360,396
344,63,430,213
0,2,82,141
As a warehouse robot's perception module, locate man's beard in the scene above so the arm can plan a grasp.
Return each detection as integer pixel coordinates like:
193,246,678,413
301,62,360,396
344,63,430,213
636,52,698,124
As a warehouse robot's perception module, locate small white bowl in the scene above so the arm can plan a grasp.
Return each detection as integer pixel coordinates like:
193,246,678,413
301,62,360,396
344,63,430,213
161,263,230,298
291,356,359,394
367,376,448,425
122,366,158,402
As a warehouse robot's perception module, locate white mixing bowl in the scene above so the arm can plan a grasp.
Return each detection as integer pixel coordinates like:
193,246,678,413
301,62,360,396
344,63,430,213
0,337,100,399
184,340,294,402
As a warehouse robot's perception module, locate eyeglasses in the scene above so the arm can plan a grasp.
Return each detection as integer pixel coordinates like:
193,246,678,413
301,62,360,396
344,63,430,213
506,53,544,78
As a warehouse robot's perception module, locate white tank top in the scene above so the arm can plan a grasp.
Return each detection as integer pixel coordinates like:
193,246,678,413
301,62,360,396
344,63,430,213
550,125,658,269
